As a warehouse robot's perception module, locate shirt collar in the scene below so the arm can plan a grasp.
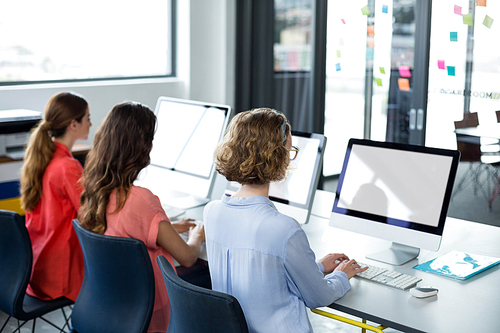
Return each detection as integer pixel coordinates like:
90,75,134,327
221,194,277,210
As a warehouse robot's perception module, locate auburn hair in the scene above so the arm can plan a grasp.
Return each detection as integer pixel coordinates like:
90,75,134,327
79,102,156,234
214,108,291,185
20,91,88,212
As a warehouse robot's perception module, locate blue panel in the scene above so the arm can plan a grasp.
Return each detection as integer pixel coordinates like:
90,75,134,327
0,181,21,200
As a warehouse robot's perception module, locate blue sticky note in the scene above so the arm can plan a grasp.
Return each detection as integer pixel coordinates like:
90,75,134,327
336,63,341,71
447,66,456,76
382,5,388,13
366,48,374,60
450,31,458,42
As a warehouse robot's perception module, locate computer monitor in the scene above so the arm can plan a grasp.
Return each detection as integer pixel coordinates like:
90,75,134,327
135,96,231,210
329,139,460,265
226,131,327,224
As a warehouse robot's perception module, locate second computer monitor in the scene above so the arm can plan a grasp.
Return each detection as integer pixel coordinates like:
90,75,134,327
226,131,327,224
135,96,231,210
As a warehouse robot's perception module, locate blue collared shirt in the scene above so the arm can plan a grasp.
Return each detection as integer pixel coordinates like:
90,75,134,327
204,195,351,333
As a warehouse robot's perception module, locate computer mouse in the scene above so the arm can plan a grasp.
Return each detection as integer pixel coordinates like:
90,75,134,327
410,286,439,298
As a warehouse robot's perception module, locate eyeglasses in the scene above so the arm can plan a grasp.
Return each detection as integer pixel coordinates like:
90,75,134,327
288,146,299,160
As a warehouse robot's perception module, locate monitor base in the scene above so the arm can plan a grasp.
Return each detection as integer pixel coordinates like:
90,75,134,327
366,242,420,266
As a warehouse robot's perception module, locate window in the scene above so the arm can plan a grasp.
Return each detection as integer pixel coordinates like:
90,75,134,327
0,0,174,84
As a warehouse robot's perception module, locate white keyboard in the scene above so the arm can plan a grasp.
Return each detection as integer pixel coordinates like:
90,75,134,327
356,262,422,290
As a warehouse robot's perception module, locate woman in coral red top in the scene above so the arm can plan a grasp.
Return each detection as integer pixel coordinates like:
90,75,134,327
20,91,92,301
78,102,204,333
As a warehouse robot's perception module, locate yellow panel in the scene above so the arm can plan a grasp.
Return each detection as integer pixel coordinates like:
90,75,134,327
0,197,25,216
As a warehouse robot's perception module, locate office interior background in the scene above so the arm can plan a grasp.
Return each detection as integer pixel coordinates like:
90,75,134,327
1,0,499,331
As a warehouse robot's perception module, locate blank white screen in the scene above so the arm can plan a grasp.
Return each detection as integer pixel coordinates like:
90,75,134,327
337,144,453,227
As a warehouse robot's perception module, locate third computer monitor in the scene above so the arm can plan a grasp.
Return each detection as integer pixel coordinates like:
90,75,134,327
329,139,460,265
135,96,231,210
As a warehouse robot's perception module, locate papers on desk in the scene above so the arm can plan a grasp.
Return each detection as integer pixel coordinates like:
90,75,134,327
413,250,500,280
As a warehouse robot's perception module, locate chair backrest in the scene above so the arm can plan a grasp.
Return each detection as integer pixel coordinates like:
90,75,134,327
157,255,249,333
0,210,32,318
454,113,481,162
71,220,155,333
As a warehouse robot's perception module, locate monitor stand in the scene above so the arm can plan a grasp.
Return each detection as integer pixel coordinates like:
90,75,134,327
366,242,420,266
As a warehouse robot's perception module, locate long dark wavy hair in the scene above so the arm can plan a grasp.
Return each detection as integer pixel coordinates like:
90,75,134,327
79,102,156,234
21,91,88,212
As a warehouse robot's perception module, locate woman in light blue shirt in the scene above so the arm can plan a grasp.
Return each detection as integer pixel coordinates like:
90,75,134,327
204,108,367,332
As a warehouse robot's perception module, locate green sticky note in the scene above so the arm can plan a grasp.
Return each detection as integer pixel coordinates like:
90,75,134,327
336,50,341,58
374,78,383,87
462,14,473,26
361,5,370,16
483,15,494,29
379,67,386,74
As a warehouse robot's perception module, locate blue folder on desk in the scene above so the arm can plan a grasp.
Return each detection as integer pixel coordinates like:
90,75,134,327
413,250,500,280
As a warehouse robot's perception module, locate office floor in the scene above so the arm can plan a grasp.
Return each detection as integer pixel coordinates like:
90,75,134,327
2,162,498,332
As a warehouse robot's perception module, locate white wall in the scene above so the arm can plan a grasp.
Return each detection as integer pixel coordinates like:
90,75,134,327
0,0,235,146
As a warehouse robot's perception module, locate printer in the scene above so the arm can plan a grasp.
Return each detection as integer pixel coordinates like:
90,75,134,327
0,109,42,159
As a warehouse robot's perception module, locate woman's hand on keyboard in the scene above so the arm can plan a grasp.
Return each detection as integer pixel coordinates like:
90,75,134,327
319,253,350,273
334,259,369,279
171,218,197,233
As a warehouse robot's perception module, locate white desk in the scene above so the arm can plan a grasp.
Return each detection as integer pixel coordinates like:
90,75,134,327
305,191,500,333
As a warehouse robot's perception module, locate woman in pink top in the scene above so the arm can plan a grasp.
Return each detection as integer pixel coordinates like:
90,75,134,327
78,102,204,333
20,91,92,302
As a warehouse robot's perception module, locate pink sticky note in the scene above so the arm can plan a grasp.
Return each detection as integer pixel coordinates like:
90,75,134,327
399,65,412,78
454,5,462,15
438,60,445,69
341,18,346,24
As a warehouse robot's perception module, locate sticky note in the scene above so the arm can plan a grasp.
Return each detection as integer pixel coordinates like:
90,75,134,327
463,14,473,26
399,65,411,78
382,5,388,13
450,31,458,42
483,15,494,28
336,63,341,71
336,50,341,58
374,78,383,87
379,67,386,74
341,18,346,24
447,66,456,76
398,78,410,91
366,48,374,59
477,0,487,7
438,60,446,69
454,5,462,15
367,25,375,36
361,6,370,16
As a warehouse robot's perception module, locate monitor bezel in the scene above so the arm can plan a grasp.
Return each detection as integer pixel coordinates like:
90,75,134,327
332,138,460,237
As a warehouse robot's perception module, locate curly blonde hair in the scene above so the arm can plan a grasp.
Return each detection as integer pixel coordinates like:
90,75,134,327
214,108,291,185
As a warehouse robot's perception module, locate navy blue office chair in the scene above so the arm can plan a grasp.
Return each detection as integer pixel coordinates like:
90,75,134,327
70,219,155,333
0,209,73,332
157,255,249,333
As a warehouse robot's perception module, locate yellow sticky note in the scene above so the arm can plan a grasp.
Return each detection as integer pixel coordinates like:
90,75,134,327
398,78,410,91
463,14,473,26
379,67,386,74
336,50,341,58
374,78,383,87
361,6,370,16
